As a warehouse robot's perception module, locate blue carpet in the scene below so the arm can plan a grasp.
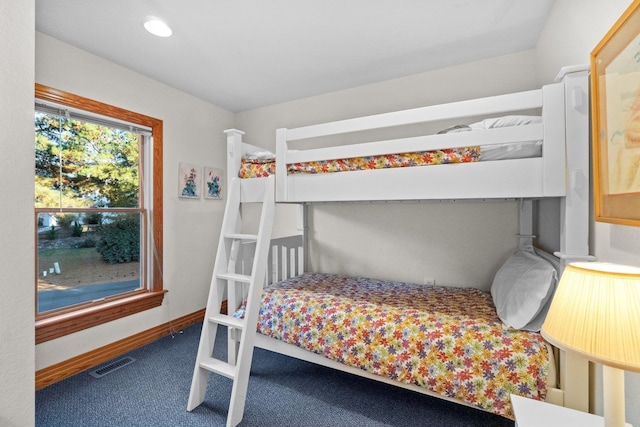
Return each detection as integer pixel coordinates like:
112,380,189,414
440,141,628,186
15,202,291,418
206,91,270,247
36,323,514,426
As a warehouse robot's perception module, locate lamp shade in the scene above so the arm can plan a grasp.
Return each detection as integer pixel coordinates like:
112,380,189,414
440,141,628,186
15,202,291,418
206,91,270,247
541,262,640,372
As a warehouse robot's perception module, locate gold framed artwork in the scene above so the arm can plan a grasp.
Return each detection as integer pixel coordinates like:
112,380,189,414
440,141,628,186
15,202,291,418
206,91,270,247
591,0,640,226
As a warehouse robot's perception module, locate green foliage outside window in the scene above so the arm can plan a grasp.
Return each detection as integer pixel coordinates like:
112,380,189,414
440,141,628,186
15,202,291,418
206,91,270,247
36,112,142,268
35,113,140,209
95,214,141,264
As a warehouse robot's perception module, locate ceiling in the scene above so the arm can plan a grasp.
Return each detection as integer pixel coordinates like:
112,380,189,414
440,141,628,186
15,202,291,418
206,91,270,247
35,0,556,113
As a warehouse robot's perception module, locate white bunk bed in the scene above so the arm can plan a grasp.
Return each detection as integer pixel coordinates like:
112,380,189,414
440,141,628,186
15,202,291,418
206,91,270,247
223,66,592,419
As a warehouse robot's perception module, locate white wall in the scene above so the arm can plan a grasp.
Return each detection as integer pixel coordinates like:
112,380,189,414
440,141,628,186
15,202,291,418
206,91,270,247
535,0,640,424
34,33,235,368
236,50,538,148
0,1,36,426
236,51,539,289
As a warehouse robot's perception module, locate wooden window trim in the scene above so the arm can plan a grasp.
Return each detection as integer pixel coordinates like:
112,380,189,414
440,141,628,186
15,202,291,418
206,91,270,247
35,84,164,344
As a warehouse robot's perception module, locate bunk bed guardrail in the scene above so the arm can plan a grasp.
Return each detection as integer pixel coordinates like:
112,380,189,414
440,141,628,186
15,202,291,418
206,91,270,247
274,83,565,202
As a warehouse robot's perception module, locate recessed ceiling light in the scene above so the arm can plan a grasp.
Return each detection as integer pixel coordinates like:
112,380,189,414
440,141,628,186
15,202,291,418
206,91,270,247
144,17,172,37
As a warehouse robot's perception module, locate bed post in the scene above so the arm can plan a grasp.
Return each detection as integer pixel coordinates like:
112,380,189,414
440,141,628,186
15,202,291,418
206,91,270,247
553,65,594,413
300,203,308,273
276,128,287,202
553,66,594,268
518,199,534,250
542,82,567,197
225,129,245,190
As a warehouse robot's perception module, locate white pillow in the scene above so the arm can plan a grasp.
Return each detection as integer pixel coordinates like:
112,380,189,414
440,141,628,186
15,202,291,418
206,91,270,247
243,150,275,161
491,250,557,331
470,115,542,130
436,124,472,134
480,140,543,161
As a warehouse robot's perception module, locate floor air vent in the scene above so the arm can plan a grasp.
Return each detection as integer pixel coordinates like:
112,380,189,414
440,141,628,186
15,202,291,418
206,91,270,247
88,356,136,379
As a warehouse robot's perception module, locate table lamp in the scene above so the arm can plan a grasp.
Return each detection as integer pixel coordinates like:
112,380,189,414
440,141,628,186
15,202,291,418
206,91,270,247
541,262,640,427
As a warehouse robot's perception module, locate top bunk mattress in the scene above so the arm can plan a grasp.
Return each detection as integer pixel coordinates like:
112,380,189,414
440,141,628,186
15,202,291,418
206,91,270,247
239,115,543,179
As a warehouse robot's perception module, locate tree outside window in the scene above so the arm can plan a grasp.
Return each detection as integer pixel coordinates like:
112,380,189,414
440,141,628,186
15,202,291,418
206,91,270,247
36,112,143,312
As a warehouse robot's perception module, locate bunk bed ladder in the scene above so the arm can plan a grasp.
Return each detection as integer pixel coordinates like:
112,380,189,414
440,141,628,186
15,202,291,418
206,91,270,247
187,175,275,427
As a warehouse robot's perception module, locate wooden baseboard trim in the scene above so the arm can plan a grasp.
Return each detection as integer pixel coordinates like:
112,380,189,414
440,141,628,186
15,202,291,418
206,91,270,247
36,309,205,390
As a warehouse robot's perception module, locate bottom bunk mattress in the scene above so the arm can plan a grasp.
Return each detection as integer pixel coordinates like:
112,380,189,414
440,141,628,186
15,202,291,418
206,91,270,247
241,272,551,418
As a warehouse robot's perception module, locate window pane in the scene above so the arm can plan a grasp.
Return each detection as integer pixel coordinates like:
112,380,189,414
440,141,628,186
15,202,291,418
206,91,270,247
37,211,142,313
35,84,164,344
35,113,140,209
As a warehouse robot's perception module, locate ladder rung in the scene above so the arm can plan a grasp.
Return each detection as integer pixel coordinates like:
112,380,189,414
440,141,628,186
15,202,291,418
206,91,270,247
225,233,258,241
217,272,251,283
209,313,244,330
199,357,236,379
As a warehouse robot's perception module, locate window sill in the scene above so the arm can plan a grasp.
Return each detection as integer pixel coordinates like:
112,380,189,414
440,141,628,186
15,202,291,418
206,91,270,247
35,290,167,344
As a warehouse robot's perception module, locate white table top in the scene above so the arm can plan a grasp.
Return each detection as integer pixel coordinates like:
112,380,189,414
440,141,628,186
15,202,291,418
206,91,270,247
511,394,632,427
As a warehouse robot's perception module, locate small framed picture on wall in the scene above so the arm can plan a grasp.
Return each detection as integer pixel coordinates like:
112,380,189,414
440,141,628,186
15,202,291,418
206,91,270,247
178,163,201,198
204,167,224,200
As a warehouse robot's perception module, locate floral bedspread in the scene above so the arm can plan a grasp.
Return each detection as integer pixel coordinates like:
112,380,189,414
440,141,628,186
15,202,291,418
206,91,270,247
239,158,276,179
251,273,549,418
239,146,480,178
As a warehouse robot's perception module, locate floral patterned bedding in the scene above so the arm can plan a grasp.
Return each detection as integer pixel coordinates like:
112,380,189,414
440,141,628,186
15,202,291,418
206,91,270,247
238,146,480,178
239,157,276,179
245,273,550,418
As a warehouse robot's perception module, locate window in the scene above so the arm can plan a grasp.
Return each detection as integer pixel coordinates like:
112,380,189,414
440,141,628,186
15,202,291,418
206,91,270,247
35,84,164,344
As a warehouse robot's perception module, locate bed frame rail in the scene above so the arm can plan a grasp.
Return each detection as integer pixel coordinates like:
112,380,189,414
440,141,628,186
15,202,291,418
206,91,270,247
275,83,566,202
239,234,305,286
267,235,305,284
